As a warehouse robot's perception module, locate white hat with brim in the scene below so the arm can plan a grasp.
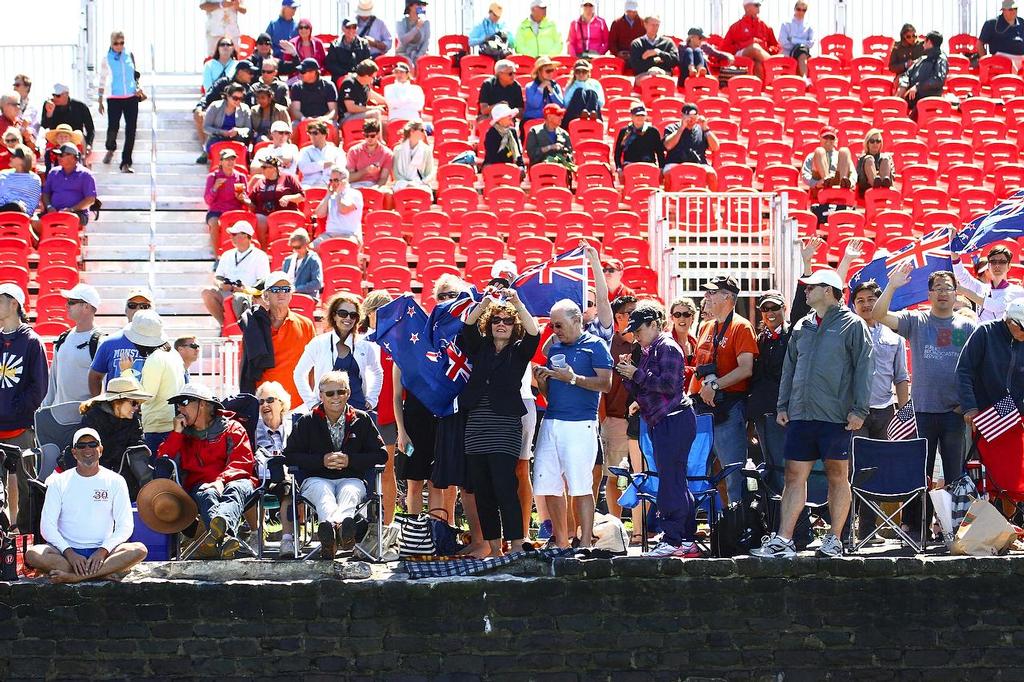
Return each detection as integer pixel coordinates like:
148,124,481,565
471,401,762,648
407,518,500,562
227,221,255,237
265,271,293,287
124,309,166,347
799,269,844,290
0,282,25,307
61,283,101,309
167,383,223,408
356,0,374,16
1007,299,1024,324
491,102,519,123
72,427,102,446
126,286,154,303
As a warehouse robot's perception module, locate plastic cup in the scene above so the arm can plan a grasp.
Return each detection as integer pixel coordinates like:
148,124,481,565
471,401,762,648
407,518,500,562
550,354,567,369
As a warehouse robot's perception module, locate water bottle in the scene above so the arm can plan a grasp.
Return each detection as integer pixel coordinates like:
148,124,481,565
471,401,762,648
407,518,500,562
405,442,414,457
616,457,630,491
744,457,758,492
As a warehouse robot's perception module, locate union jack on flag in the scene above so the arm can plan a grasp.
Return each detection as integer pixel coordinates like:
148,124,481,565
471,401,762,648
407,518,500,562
974,395,1023,443
511,247,588,316
886,400,918,441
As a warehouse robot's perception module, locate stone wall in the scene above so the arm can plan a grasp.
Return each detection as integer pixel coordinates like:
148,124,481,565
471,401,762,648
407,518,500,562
3,556,1023,680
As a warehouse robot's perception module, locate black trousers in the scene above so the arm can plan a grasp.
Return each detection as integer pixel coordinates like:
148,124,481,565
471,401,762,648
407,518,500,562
105,96,139,165
852,404,896,538
467,452,522,541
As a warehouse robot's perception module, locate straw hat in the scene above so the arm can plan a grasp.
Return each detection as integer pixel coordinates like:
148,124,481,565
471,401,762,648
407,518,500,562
95,374,153,402
137,479,198,534
44,124,84,147
531,56,555,78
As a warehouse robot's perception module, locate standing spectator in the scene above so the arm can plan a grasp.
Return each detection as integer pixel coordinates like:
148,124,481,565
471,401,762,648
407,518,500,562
88,288,157,395
347,119,393,190
873,264,977,537
288,59,338,125
355,0,394,58
523,57,565,122
361,290,399,524
285,371,386,558
513,0,563,58
158,384,259,560
201,0,245,54
608,0,644,69
778,2,814,76
201,220,271,327
27,427,147,584
203,147,247,248
280,18,327,73
721,1,780,80
613,105,664,172
397,1,431,67
957,299,1024,435
526,103,572,165
41,84,94,157
293,292,383,413
855,129,895,198
890,24,925,76
0,146,42,215
266,0,300,59
97,31,143,173
324,18,372,79
688,275,759,507
898,31,948,113
338,60,387,123
383,62,424,122
295,120,339,188
42,284,104,407
240,271,316,408
202,83,252,152
201,38,239,94
477,59,524,121
663,103,720,189
568,2,609,59
11,75,40,137
391,120,435,192
242,156,304,242
629,15,679,81
250,120,299,171
469,3,511,50
533,300,613,552
313,166,363,245
459,288,540,556
747,290,790,490
980,1,1024,70
800,126,855,199
42,144,97,226
250,83,291,142
617,302,702,558
954,244,1024,322
137,313,186,453
752,268,871,559
483,103,524,168
281,228,324,297
678,28,734,87
601,294,638,534
0,283,47,532
175,337,200,379
562,59,604,125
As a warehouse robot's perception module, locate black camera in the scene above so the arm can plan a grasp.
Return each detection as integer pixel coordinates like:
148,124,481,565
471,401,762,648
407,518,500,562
695,362,718,379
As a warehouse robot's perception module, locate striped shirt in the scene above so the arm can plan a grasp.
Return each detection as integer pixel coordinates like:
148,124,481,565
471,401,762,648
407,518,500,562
0,170,41,214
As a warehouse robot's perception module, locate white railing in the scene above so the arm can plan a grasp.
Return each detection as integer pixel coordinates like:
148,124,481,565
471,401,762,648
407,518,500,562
651,191,800,308
0,44,88,103
191,336,241,397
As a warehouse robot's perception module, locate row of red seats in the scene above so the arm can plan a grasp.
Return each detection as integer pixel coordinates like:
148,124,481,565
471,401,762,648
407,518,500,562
0,212,81,325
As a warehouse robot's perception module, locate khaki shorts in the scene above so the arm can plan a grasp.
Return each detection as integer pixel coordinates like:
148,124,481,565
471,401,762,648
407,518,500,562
601,416,630,477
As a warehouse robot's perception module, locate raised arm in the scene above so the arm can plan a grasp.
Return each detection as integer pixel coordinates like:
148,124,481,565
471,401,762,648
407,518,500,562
871,260,912,331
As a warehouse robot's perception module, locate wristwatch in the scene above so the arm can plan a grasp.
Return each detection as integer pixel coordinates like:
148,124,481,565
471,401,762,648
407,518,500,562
708,380,720,391
569,372,578,386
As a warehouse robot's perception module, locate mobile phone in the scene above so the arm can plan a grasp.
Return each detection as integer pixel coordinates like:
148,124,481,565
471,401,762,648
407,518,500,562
416,6,425,16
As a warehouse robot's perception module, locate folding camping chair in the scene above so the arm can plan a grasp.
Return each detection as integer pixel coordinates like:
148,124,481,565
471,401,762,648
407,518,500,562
850,436,929,552
971,434,1024,523
291,464,387,561
756,421,830,549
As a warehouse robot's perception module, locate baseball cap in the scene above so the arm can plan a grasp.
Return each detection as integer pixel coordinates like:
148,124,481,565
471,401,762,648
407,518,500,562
282,0,300,7
757,289,785,309
394,61,411,73
289,227,311,242
256,32,273,45
299,58,320,72
688,27,706,38
52,83,69,95
530,0,548,7
819,125,838,138
61,283,101,309
72,428,102,446
488,2,503,16
57,143,80,157
702,275,741,295
126,286,154,303
1003,0,1018,10
0,282,25,307
235,59,255,72
630,105,647,116
270,120,292,133
219,147,238,159
799,269,844,290
1007,299,1024,324
227,221,255,237
543,103,566,117
682,102,699,115
624,0,639,9
342,17,358,28
601,257,624,271
265,271,293,287
624,307,661,334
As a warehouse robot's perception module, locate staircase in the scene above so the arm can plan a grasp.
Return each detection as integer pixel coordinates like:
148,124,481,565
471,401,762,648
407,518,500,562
82,73,217,341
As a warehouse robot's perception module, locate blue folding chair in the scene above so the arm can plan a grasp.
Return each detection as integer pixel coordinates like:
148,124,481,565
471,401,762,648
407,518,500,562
850,436,929,552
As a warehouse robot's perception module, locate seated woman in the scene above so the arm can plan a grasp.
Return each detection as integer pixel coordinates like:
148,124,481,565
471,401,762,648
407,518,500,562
855,128,895,199
391,120,435,192
523,56,565,122
74,374,153,499
482,103,524,169
284,371,387,559
252,380,297,558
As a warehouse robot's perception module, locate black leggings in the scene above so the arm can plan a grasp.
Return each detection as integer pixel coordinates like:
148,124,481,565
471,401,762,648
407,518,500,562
467,453,522,541
105,96,139,164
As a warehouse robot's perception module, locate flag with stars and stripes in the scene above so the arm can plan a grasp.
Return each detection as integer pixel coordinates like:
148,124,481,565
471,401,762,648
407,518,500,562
975,395,1023,443
886,400,918,441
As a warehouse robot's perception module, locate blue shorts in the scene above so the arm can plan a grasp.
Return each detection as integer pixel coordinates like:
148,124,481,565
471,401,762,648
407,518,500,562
783,419,850,461
206,210,223,222
67,546,101,558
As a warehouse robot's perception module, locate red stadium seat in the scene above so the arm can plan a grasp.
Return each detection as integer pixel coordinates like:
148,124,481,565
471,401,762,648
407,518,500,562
575,162,614,194
419,264,462,307
713,140,748,167
891,139,929,168
464,236,505,269
899,164,938,194
364,210,404,243
707,117,740,141
600,75,634,101
664,163,710,191
482,163,522,192
531,186,574,219
486,186,528,220
859,75,894,105
322,265,363,298
317,237,361,270
639,76,677,105
393,187,433,225
528,162,569,190
416,55,453,78
266,211,307,243
622,163,662,195
621,265,658,294
945,164,986,194
289,293,316,319
807,55,843,82
436,164,477,195
862,35,894,62
776,187,810,212
921,211,962,235
36,265,79,297
863,188,902,223
682,76,719,100
208,141,247,170
508,211,547,239
871,97,909,125
883,118,919,143
957,187,997,222
590,55,625,79
789,209,819,239
357,186,387,213
819,34,853,67
0,212,31,242
457,210,500,243
600,211,643,241
981,140,1021,175
38,213,80,242
763,56,797,87
37,238,79,268
437,186,479,216
512,235,554,269
870,210,914,250
577,186,620,218
416,235,457,267
752,141,792,177
738,97,774,128
608,235,650,268
574,140,612,165
769,75,808,104
945,74,981,100
717,163,754,190
915,98,955,125
744,117,785,144
970,117,1008,150
907,187,950,220
368,236,408,267
411,210,450,244
438,34,470,60
568,118,606,146
369,264,412,295
948,33,979,56
727,75,763,104
552,211,593,243
993,164,1024,199
979,54,1014,85
935,140,974,175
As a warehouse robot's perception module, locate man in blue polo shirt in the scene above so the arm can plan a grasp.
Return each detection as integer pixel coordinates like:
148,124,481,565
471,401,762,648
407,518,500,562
88,287,157,395
533,299,613,553
42,143,96,226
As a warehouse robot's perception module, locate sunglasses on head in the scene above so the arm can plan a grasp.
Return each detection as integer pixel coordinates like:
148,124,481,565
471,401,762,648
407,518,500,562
490,316,516,326
335,310,359,319
672,310,694,319
266,285,292,294
74,440,100,449
126,302,151,310
322,389,349,397
258,396,277,405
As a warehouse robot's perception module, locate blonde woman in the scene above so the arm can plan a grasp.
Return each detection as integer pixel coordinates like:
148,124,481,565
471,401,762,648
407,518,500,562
391,120,435,192
253,380,297,556
855,128,895,198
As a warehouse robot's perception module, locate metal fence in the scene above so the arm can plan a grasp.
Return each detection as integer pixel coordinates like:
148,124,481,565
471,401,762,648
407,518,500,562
0,44,88,103
191,337,241,397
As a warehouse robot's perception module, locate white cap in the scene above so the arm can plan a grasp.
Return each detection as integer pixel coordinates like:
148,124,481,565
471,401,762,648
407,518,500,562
530,0,548,7
52,83,69,95
124,309,166,347
265,271,293,287
624,0,638,9
799,269,844,291
125,286,154,303
490,102,519,123
72,427,101,446
490,259,518,280
61,283,101,310
1007,299,1024,324
270,120,291,133
227,220,255,236
0,282,25,307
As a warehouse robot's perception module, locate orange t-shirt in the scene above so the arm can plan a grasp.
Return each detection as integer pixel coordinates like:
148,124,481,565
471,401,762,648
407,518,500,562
259,311,315,409
686,313,760,395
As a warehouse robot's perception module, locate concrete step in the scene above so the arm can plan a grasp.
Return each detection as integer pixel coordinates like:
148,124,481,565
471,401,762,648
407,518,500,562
96,210,206,223
101,196,206,211
88,229,208,245
85,259,214,274
84,245,214,261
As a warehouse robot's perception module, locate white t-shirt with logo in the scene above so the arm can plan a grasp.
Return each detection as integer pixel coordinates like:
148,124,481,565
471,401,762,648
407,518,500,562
40,467,133,552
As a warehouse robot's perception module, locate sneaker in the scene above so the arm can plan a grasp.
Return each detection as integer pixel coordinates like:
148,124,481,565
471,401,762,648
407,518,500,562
317,521,336,559
220,536,242,559
195,151,208,164
537,519,553,540
643,541,701,558
278,536,295,558
750,533,797,558
816,533,844,558
338,517,356,551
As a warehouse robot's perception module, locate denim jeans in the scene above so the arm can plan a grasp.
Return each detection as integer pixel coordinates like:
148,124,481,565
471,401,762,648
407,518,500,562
711,398,748,505
190,479,255,534
753,413,787,494
903,411,967,532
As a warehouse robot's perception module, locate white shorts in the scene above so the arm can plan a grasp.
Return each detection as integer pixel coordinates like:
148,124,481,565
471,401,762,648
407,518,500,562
520,398,537,461
533,418,599,497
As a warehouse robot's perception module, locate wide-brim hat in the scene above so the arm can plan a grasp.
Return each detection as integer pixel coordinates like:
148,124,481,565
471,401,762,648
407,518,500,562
167,383,223,409
137,479,198,534
356,0,374,16
124,309,166,347
531,56,555,78
45,124,84,147
96,374,153,402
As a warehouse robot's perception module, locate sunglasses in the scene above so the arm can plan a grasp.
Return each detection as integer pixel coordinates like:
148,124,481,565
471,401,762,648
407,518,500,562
299,25,312,29
266,285,292,294
126,302,151,310
12,82,25,87
112,40,125,45
602,267,619,274
262,69,277,74
176,398,196,407
490,316,516,326
309,130,324,135
116,399,142,408
3,137,18,143
672,311,694,319
364,133,379,139
74,440,100,449
586,300,596,307
182,343,200,350
219,42,233,47
322,389,349,397
760,305,782,312
328,178,342,183
334,310,359,319
258,397,278,405
230,96,244,102
989,259,1010,266
867,138,882,144
795,7,807,12
66,299,85,307
436,291,460,301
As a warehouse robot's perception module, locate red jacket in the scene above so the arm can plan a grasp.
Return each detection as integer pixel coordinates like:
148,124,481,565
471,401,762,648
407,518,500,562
721,15,780,55
158,414,258,491
608,15,646,60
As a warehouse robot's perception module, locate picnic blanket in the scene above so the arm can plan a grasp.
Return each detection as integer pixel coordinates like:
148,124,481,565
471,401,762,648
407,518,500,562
401,547,575,579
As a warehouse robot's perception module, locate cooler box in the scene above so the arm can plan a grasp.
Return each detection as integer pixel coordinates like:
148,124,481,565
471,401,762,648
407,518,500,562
129,506,174,561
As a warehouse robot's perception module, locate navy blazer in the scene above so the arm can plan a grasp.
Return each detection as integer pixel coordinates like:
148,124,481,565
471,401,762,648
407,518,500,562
282,252,324,296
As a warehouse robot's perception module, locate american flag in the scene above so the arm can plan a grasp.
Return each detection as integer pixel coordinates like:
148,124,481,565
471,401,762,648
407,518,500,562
974,395,1023,443
886,400,918,441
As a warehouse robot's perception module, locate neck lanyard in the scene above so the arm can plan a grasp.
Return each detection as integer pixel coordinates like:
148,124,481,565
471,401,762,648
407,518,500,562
711,311,734,364
235,249,252,267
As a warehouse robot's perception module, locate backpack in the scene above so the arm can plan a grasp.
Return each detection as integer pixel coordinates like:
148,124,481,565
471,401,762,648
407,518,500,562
479,31,513,60
711,496,768,557
53,328,103,359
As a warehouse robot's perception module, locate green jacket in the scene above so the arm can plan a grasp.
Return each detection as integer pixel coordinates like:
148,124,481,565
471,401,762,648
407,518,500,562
525,123,572,165
513,17,563,57
778,304,873,423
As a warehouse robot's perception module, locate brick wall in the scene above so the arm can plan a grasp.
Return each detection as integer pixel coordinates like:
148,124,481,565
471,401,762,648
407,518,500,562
2,556,1022,680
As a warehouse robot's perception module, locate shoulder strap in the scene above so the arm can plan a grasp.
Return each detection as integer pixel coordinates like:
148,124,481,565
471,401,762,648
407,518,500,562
359,17,375,37
88,330,102,359
53,329,71,353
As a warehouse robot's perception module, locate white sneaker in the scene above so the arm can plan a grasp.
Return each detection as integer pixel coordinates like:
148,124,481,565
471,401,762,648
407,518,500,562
278,536,295,558
816,533,843,558
750,532,797,558
643,541,701,558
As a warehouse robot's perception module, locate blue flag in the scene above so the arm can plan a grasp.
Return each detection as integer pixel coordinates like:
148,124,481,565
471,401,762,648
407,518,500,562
848,227,953,310
367,292,475,417
512,246,589,317
951,189,1024,254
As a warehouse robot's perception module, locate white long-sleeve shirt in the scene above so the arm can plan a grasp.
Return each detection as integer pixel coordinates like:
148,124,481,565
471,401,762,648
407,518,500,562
292,331,383,411
41,467,133,553
953,261,1024,322
296,142,340,188
383,81,425,122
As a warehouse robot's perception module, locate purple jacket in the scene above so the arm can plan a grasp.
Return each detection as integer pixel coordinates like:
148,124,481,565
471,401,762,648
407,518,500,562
623,333,690,426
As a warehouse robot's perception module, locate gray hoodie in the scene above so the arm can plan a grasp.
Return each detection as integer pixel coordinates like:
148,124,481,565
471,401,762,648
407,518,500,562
778,304,873,423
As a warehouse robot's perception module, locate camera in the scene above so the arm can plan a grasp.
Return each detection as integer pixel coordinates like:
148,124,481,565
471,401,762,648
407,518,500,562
695,362,718,379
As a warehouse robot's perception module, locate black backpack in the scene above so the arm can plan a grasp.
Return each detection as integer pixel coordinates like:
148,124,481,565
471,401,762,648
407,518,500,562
711,494,768,557
53,328,103,359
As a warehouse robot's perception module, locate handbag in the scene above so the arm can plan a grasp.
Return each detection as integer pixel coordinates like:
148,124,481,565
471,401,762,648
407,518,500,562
0,534,18,581
427,508,463,556
394,512,436,558
355,521,400,562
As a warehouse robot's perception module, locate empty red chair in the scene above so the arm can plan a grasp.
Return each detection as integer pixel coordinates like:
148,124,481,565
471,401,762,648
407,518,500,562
622,163,662,195
993,164,1024,199
322,264,363,298
482,163,522,192
921,211,962,235
738,96,774,128
552,211,594,243
712,140,748,167
776,186,810,211
763,56,798,86
717,163,754,190
836,117,872,149
37,238,79,268
266,210,307,243
567,118,606,146
863,188,902,223
871,97,909,125
531,186,574,218
590,55,625,79
600,211,643,240
528,162,569,190
935,140,974,175
464,235,505,270
432,117,472,146
948,33,979,56
621,265,658,294
891,139,929,168
576,186,620,219
815,76,853,105
707,117,740,141
859,75,895,105
370,264,413,295
393,187,433,224
458,55,493,80
945,164,986,194
364,210,404,243
883,117,919,143
770,74,808,104
914,97,955,125
438,33,469,60
870,210,914,250
508,211,547,239
727,75,763,104
899,164,938,194
416,235,457,267
908,186,950,221
826,96,862,126
944,74,981,100
410,210,450,244
36,265,79,297
512,235,554,269
820,34,853,66
0,238,29,268
437,186,479,216
982,140,1021,175
957,187,997,222
317,236,361,267
971,117,1007,150
434,140,475,165
356,187,387,213
608,235,650,268
752,141,792,177
807,55,843,82
574,140,612,165
575,162,614,194
38,212,80,242
600,75,634,100
682,76,719,100
980,54,1014,84
436,163,477,193
862,35,894,62
789,209,819,239
744,116,785,144
695,96,732,121
664,163,709,191
457,210,500,243
760,164,799,192
486,186,528,220
849,56,885,83
639,76,677,105
0,212,31,241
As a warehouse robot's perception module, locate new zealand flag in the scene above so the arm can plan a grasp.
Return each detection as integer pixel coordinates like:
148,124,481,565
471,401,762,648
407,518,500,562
951,189,1024,254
